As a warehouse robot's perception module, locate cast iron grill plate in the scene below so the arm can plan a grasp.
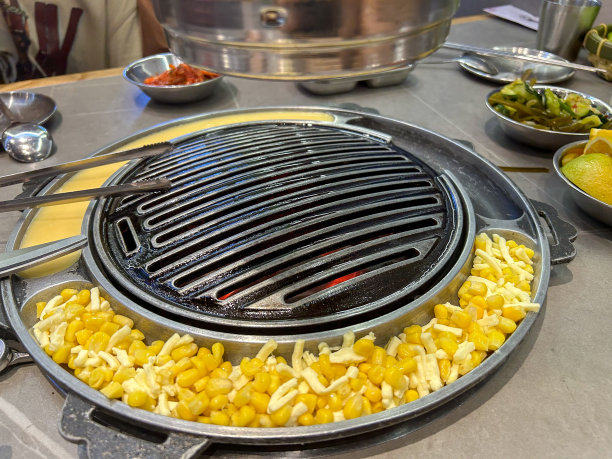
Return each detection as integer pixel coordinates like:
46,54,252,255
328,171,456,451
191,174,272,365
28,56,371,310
92,122,464,327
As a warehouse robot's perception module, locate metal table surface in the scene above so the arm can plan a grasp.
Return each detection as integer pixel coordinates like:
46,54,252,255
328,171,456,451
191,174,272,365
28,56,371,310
1,17,611,459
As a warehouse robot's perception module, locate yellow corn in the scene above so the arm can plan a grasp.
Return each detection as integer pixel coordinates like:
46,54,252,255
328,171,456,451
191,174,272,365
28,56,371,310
87,368,106,389
498,316,517,334
177,400,198,421
60,288,78,302
87,331,110,353
171,343,198,362
205,378,233,398
126,389,148,407
364,381,382,403
367,364,385,386
298,412,315,426
438,336,459,357
75,328,93,346
438,359,451,382
270,404,292,426
130,329,145,341
485,294,504,310
113,366,136,383
433,303,448,319
76,289,91,305
52,344,72,364
100,381,123,399
343,394,364,420
503,305,526,322
468,331,489,352
295,393,317,414
384,366,407,391
468,282,487,297
232,405,256,427
177,368,201,387
253,371,271,393
405,389,419,403
187,391,210,416
240,357,264,377
193,376,210,393
315,408,334,424
148,340,164,355
210,411,230,426
396,357,417,375
328,393,343,412
250,391,270,414
487,329,506,351
234,384,253,408
99,321,120,337
211,342,224,361
65,320,84,343
370,346,387,366
353,337,375,358
403,325,422,345
450,310,472,329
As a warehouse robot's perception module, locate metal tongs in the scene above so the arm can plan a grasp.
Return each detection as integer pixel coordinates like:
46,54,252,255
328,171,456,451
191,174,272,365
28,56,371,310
0,142,173,211
0,142,173,277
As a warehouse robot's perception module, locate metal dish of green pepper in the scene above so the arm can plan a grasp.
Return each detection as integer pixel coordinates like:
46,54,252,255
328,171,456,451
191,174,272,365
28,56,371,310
487,79,612,133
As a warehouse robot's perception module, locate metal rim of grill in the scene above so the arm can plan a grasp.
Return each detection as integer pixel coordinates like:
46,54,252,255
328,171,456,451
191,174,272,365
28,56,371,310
87,121,469,332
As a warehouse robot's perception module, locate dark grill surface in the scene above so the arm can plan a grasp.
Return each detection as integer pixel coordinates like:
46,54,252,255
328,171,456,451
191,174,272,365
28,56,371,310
95,123,464,326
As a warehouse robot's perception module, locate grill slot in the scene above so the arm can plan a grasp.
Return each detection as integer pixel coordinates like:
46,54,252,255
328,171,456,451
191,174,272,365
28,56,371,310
96,122,465,327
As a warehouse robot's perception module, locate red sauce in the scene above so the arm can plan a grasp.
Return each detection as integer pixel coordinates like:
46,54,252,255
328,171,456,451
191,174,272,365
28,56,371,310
144,63,219,86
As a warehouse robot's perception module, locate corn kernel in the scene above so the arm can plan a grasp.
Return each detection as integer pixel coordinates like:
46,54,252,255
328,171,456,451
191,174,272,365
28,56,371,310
468,331,489,352
65,320,84,343
433,303,448,319
52,344,72,364
328,393,343,412
405,389,419,403
503,305,526,322
468,282,487,297
517,280,531,292
234,384,252,408
438,359,451,382
75,329,93,346
270,404,292,426
298,412,315,426
177,400,198,421
315,408,334,424
487,329,506,351
148,340,164,355
353,337,375,358
75,289,90,305
403,325,422,344
193,376,210,393
99,321,120,337
397,357,417,375
87,331,110,353
127,389,148,407
60,288,78,302
370,347,387,366
364,382,382,403
450,310,472,329
100,381,123,399
210,411,231,426
295,393,317,414
253,371,271,393
250,391,270,414
84,315,105,332
113,366,136,383
240,357,264,377
384,366,407,391
349,377,364,392
343,394,364,420
205,378,233,398
438,336,459,357
177,368,201,387
367,365,385,386
498,316,517,334
471,350,487,367
233,405,256,427
130,329,145,341
112,314,134,329
211,342,224,361
171,343,198,362
267,373,281,396
188,392,210,416
486,294,504,310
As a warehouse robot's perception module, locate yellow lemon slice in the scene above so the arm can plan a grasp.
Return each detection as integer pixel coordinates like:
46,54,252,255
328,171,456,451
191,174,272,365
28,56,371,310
583,136,612,156
589,128,612,142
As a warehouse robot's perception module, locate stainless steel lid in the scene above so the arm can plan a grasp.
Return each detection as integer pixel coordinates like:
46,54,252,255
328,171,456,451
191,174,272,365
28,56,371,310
152,0,459,80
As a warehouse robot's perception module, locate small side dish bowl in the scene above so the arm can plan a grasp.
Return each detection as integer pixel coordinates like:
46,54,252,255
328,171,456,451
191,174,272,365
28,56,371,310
553,140,612,226
583,24,612,81
486,85,612,150
123,53,223,104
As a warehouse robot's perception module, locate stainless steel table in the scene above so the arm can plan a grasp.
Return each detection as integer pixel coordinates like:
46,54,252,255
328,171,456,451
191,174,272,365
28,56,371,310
1,16,611,459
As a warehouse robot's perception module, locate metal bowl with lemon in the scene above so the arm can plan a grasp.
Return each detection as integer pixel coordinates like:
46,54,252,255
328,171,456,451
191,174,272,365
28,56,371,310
553,130,612,225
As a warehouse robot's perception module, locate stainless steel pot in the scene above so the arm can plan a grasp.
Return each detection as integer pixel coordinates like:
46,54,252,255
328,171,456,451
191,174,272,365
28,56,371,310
151,0,460,80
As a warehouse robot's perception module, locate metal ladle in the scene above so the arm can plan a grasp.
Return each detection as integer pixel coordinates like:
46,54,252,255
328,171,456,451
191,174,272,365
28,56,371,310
0,98,53,163
419,54,499,75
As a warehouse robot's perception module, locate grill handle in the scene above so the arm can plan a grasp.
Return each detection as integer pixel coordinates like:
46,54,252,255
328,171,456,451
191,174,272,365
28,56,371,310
531,200,577,265
60,393,212,459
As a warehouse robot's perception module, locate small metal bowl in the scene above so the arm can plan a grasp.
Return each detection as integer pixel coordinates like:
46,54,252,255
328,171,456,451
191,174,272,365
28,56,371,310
486,85,612,150
123,53,223,104
553,140,612,226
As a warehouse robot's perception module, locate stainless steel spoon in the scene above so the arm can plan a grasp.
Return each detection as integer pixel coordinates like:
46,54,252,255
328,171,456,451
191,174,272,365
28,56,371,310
0,99,53,162
419,54,499,75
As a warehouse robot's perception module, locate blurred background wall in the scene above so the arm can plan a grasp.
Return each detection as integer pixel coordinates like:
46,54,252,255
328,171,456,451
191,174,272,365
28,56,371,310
455,0,611,21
